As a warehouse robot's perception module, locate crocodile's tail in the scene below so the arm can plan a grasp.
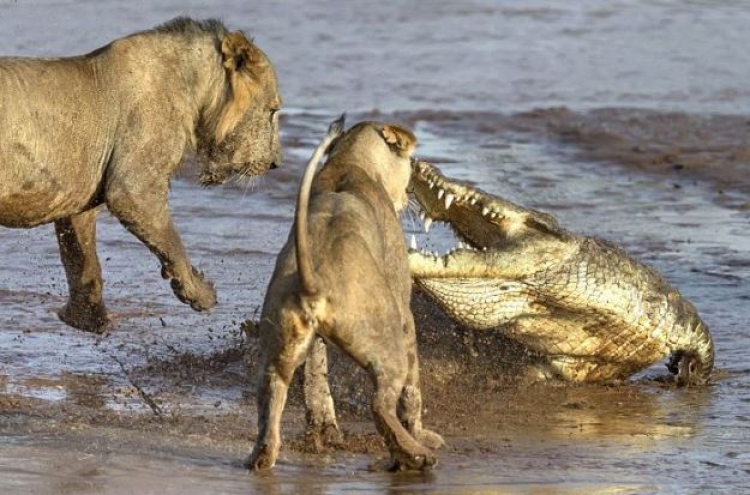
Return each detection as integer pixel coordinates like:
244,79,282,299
295,114,346,304
668,319,715,386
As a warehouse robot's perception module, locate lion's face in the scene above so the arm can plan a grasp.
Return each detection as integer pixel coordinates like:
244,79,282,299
197,33,282,186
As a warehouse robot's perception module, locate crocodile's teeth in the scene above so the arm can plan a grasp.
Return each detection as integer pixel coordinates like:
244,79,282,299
482,206,490,216
490,212,498,219
410,235,417,250
419,211,426,222
470,197,478,206
437,188,445,200
423,217,433,233
428,180,435,189
444,193,455,210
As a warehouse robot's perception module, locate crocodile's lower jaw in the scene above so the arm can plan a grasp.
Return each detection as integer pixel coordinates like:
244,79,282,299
414,277,534,330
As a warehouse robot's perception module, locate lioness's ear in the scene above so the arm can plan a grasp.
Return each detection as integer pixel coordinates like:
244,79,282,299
380,125,417,157
221,31,266,73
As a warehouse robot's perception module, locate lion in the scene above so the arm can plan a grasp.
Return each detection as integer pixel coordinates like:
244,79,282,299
0,18,282,332
247,116,443,472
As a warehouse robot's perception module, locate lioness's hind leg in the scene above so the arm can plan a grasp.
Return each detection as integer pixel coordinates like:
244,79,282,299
54,209,109,333
247,318,316,471
336,322,436,470
303,336,343,450
399,317,444,450
371,365,436,471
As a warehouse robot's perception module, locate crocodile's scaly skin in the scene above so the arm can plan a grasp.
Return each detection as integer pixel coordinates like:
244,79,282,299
409,161,714,384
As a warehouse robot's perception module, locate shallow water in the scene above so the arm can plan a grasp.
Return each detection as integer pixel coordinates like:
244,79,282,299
2,1,750,493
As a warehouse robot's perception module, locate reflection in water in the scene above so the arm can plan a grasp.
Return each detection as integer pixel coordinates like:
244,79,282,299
543,384,711,444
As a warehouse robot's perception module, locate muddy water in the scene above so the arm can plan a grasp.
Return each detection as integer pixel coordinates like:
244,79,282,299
2,1,750,494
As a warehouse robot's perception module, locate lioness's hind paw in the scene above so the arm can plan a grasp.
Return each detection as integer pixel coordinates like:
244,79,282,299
390,449,437,472
245,445,276,472
417,429,445,450
302,423,344,452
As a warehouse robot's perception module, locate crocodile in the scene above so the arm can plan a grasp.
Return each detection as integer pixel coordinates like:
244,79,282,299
408,160,714,385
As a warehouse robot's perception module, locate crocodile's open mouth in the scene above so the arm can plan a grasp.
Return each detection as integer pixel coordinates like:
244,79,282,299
406,160,542,326
408,160,554,262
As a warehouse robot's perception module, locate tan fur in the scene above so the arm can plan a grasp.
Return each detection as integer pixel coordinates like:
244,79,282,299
213,32,274,143
0,18,282,332
247,119,442,472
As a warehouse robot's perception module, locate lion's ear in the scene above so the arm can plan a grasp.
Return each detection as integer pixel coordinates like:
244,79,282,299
380,125,417,157
221,31,266,74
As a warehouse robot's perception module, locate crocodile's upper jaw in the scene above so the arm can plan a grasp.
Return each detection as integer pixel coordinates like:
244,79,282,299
409,160,531,253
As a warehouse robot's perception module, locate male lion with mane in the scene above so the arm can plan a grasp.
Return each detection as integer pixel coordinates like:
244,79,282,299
0,17,282,332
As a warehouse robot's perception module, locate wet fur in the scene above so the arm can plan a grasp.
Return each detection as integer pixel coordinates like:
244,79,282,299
247,119,443,471
0,17,282,332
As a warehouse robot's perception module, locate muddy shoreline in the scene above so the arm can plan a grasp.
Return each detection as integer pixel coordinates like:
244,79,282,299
0,289,694,468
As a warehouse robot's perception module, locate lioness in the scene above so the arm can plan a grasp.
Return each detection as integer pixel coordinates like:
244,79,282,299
247,116,442,471
0,18,282,332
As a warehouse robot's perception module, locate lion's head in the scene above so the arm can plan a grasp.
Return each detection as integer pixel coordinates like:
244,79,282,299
196,31,282,186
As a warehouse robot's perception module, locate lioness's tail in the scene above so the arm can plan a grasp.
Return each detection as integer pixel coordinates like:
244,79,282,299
295,114,346,298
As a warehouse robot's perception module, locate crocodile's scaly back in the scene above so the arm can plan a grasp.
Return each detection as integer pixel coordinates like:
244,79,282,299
409,160,714,385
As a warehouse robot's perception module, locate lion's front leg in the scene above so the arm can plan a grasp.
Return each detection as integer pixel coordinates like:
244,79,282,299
54,208,110,333
106,185,217,313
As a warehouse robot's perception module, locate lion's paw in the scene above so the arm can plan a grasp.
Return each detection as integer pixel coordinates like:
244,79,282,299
302,423,344,452
388,446,437,472
58,301,110,334
245,447,274,471
416,428,445,450
170,267,217,311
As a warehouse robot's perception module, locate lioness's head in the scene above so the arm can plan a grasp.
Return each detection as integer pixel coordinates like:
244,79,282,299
326,122,417,212
197,31,282,186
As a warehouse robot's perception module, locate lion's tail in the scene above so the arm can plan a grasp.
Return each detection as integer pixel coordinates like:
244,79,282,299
295,114,346,302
